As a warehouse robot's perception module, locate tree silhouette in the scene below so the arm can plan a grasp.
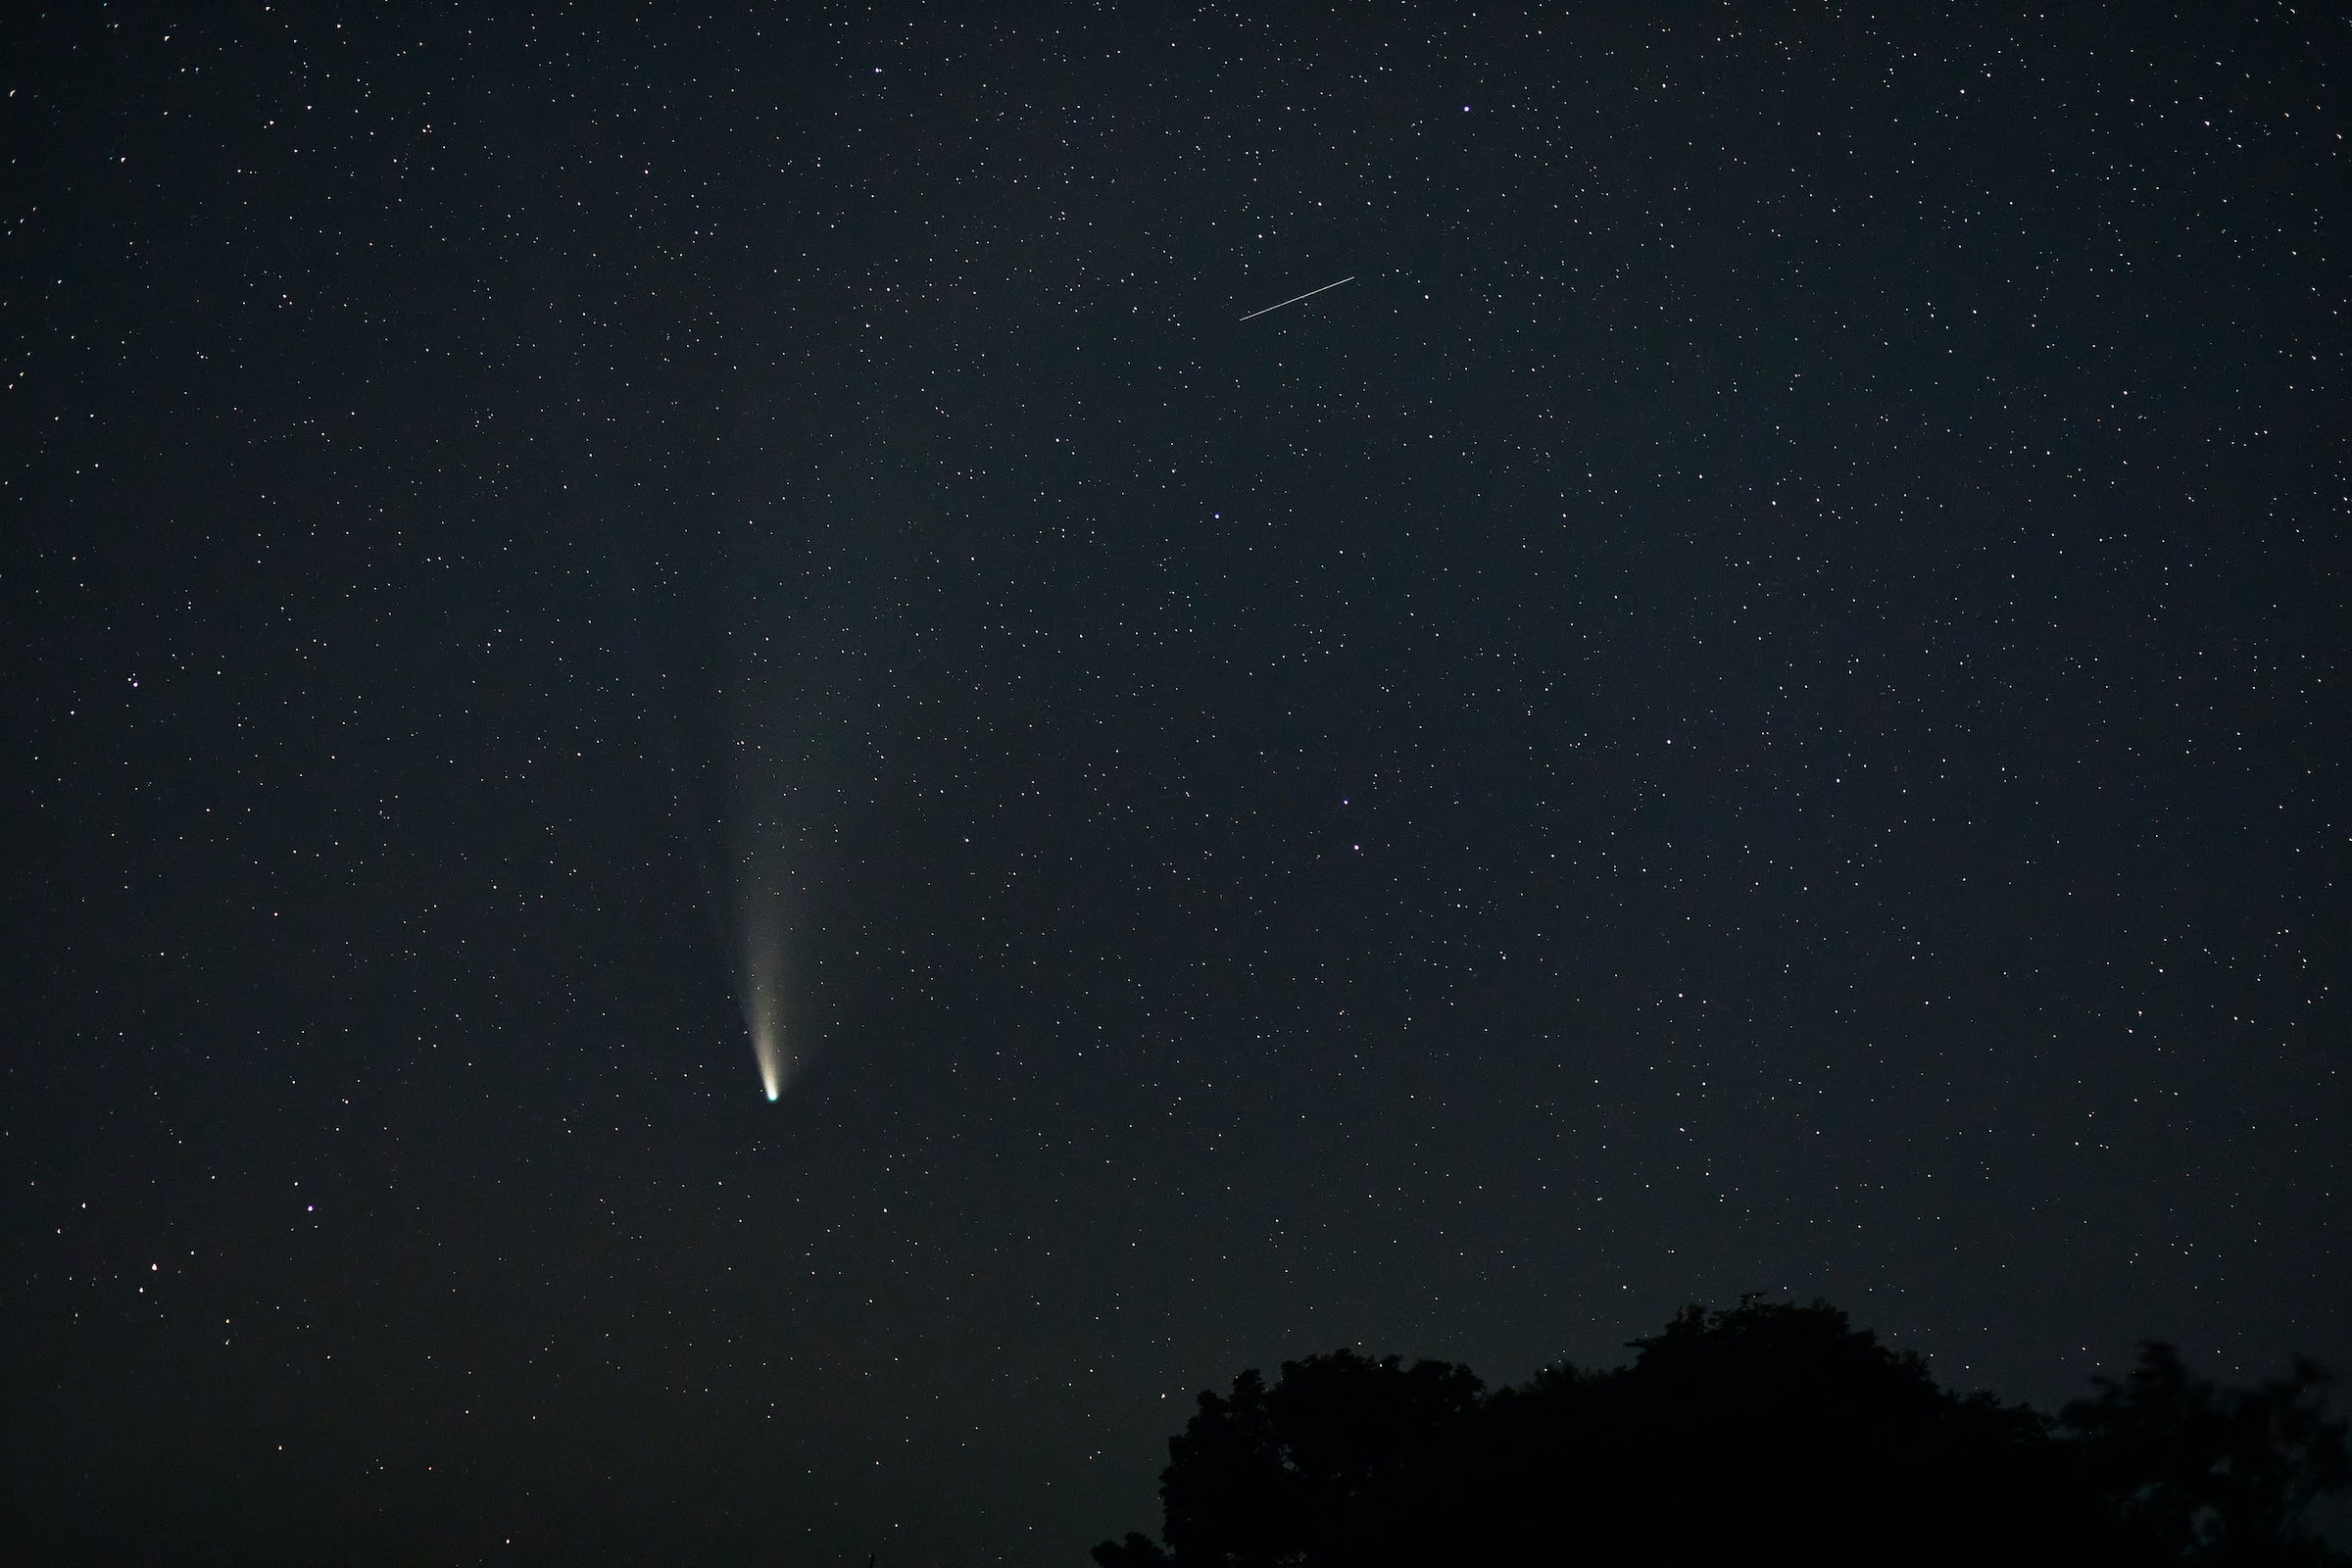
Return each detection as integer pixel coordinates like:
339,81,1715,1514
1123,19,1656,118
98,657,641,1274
1150,1351,1482,1568
2062,1342,2350,1565
1094,1299,2350,1568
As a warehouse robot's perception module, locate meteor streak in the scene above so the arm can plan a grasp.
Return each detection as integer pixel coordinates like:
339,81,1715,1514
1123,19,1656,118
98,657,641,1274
1238,274,1355,321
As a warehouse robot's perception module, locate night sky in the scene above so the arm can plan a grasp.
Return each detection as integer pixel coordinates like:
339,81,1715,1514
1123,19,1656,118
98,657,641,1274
7,7,2348,1565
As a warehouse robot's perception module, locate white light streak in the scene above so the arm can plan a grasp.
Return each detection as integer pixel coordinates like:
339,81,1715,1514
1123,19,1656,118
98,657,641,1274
1238,275,1356,321
739,889,790,1102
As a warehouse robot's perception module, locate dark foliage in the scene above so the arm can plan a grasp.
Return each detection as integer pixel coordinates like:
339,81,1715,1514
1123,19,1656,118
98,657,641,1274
1156,1352,1483,1568
1094,1299,2350,1568
2063,1343,2351,1565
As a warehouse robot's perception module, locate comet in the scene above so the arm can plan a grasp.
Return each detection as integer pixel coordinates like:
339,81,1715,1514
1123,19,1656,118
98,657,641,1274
737,887,790,1102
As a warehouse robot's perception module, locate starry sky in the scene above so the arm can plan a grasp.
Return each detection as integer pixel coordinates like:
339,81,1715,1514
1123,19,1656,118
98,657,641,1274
6,6,2347,1565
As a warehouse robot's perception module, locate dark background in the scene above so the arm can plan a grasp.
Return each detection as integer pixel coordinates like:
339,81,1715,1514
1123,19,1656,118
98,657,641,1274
5,5,2346,1564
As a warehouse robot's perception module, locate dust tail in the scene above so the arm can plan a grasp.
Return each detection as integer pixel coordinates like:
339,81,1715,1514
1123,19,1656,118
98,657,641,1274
738,888,791,1102
593,515,779,1099
482,77,784,1105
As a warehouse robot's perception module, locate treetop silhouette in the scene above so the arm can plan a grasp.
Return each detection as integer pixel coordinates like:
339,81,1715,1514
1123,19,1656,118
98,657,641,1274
1095,1298,2348,1568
